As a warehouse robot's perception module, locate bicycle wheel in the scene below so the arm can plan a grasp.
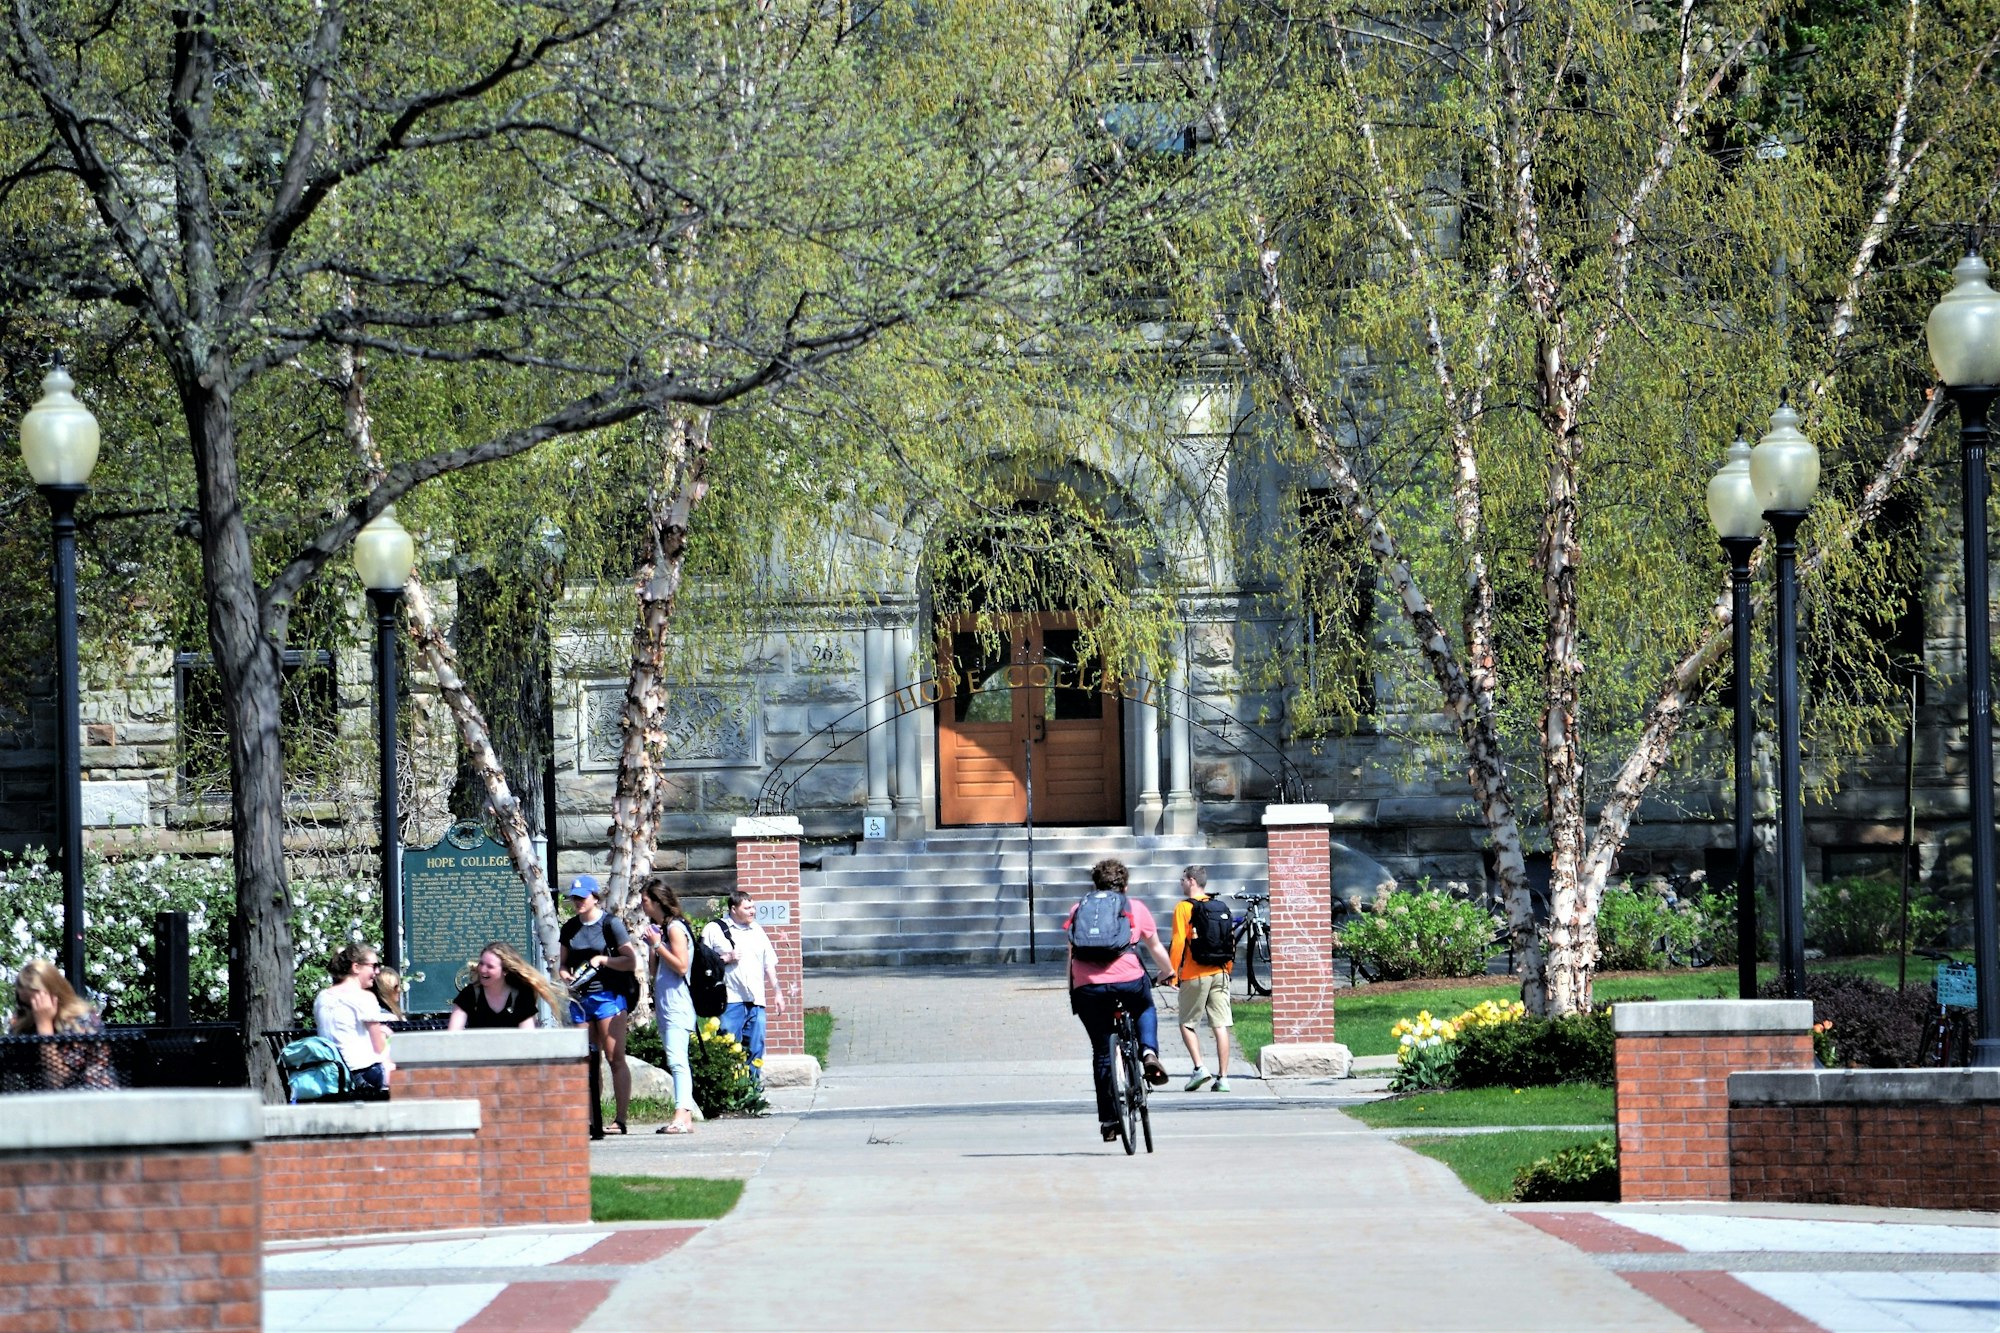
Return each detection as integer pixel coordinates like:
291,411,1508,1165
1136,1051,1154,1153
1106,1031,1134,1154
1246,927,1271,996
1120,1038,1144,1155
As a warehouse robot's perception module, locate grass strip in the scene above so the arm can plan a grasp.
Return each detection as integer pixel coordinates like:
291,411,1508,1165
806,1007,833,1067
1401,1130,1612,1203
1231,998,1270,1068
1349,1084,1613,1129
591,1175,745,1222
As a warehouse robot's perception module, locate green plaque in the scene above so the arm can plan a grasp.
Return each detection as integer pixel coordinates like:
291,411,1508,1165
401,825,539,1016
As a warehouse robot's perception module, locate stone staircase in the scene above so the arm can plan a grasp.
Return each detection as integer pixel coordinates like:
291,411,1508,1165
802,826,1268,966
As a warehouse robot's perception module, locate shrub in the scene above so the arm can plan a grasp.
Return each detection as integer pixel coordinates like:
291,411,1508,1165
1512,1137,1619,1203
1595,881,1701,970
1387,998,1526,1092
1338,881,1501,981
690,1017,768,1116
2,845,377,1023
1685,886,1778,969
1805,876,1950,957
1758,970,1935,1068
1452,1009,1618,1088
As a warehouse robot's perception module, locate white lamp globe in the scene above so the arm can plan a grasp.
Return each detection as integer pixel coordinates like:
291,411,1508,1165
1706,437,1763,540
1927,251,2000,387
1750,398,1819,514
352,507,417,591
19,361,100,487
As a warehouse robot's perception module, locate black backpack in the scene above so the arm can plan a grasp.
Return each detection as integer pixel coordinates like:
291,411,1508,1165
690,921,729,1019
1067,890,1134,962
1187,895,1236,967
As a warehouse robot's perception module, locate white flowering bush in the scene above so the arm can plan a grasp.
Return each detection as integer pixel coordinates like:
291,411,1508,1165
1,846,378,1024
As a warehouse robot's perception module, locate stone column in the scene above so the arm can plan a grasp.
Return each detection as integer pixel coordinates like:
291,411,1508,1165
733,815,815,1080
1132,687,1162,836
863,627,894,825
1162,646,1198,835
893,623,924,839
1614,999,1812,1202
1258,803,1350,1078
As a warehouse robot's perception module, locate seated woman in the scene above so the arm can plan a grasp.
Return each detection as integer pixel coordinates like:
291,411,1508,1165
448,942,559,1030
312,944,394,1096
9,960,113,1090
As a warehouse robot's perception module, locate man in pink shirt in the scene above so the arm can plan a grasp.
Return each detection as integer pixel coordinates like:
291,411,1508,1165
1065,858,1175,1142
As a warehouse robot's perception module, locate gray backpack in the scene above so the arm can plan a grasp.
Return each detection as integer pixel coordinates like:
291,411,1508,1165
1067,890,1133,962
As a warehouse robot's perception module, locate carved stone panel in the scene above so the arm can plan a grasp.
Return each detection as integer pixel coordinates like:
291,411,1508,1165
580,680,761,771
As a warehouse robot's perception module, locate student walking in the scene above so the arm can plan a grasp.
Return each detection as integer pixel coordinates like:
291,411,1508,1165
701,890,785,1074
638,877,699,1135
1168,865,1235,1091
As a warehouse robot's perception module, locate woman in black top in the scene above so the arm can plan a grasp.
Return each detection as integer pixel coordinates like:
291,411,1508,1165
448,942,559,1030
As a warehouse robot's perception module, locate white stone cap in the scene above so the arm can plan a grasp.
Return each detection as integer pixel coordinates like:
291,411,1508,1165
263,1099,481,1138
1612,999,1813,1036
733,815,803,839
1262,803,1334,827
1730,1068,2000,1104
393,1028,587,1067
0,1090,261,1152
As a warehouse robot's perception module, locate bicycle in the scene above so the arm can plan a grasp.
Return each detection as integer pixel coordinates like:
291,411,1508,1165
1106,993,1154,1155
1232,891,1272,997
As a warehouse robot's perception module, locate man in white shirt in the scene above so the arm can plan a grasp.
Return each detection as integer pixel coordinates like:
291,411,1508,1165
701,890,785,1074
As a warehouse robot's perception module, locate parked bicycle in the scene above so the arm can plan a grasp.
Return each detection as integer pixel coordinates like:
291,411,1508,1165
1232,891,1271,997
1106,993,1154,1155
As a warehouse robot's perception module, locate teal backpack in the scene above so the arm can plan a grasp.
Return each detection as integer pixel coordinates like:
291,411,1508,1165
279,1036,353,1103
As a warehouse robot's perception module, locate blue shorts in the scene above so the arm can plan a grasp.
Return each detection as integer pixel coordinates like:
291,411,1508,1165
569,990,629,1024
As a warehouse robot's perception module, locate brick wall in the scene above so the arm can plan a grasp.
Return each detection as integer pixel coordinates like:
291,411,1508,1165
1,1092,261,1333
259,1121,482,1241
1264,806,1335,1045
1729,1069,2000,1210
734,817,804,1057
1614,1001,1812,1202
389,1030,590,1227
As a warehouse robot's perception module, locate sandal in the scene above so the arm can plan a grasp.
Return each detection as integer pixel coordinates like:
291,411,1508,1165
658,1122,695,1135
612,1119,628,1135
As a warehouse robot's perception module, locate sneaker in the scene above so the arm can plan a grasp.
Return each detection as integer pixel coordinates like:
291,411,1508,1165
1101,1122,1122,1142
1184,1069,1213,1093
1211,1076,1231,1092
1141,1050,1169,1086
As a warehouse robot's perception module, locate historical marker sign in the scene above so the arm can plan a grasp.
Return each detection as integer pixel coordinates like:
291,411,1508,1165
402,825,539,1016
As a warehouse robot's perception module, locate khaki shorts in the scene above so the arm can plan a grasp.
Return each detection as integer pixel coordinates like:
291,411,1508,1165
1177,970,1233,1031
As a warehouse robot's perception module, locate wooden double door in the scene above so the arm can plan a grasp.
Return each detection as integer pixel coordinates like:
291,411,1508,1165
936,614,1123,826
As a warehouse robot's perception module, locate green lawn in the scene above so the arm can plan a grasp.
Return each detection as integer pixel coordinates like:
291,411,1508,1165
806,1007,833,1067
591,1175,744,1222
1349,1084,1613,1129
1403,1131,1614,1203
1233,999,1270,1067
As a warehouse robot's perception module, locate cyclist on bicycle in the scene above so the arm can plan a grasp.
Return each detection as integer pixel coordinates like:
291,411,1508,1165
1065,857,1174,1142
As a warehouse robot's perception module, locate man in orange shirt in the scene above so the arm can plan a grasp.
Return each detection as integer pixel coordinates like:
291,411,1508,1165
1168,865,1235,1091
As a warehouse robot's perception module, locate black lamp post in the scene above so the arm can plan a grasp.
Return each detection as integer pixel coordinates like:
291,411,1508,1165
1751,397,1820,1000
1707,435,1762,998
1927,249,2000,1066
353,508,416,967
18,358,101,990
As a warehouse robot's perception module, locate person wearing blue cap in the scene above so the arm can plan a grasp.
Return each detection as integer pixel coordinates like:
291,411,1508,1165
558,874,637,1134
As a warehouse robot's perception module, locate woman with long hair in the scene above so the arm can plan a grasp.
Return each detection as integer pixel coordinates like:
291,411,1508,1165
638,876,698,1135
448,941,560,1030
9,960,112,1089
312,942,394,1095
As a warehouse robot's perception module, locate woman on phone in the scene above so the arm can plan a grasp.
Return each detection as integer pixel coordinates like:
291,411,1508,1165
638,876,698,1135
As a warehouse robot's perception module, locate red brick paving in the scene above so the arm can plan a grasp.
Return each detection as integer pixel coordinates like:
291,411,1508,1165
456,1279,614,1332
559,1229,699,1266
1619,1272,1828,1333
1508,1210,1686,1253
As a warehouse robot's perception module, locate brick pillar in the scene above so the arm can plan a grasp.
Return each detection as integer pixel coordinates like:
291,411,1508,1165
735,815,805,1057
1614,999,1813,1202
1264,803,1336,1045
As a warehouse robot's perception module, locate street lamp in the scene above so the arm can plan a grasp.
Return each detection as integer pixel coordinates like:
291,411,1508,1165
19,358,100,990
353,507,416,967
1926,247,2000,1066
1707,434,1763,999
1751,395,1819,999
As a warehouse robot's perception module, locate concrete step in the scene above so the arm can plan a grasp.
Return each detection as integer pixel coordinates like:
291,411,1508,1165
818,848,1264,873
